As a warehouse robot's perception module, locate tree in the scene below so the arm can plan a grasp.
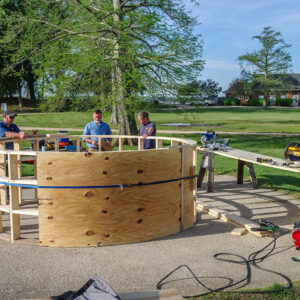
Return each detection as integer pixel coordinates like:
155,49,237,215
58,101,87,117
238,26,292,108
0,0,203,137
177,79,221,103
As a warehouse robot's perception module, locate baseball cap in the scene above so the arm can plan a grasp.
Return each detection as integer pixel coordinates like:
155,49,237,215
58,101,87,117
3,110,17,117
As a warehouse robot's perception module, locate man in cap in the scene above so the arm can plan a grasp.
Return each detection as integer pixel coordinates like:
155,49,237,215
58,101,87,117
0,110,28,150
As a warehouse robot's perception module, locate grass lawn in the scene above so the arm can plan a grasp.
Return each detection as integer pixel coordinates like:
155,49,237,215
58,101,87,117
17,107,300,133
15,108,300,199
190,281,300,299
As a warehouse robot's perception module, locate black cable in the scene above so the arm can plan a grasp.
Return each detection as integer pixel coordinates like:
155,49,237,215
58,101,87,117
157,229,294,298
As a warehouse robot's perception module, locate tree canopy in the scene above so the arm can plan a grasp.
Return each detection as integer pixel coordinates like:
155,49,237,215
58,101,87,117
0,0,204,134
238,26,292,107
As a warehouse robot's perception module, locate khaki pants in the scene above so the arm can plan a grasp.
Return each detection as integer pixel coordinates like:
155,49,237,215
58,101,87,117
88,147,99,152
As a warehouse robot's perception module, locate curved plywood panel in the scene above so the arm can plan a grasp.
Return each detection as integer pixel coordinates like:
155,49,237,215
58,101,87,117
37,146,196,247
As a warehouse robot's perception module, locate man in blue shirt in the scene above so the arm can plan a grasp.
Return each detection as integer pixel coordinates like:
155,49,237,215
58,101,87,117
83,110,112,151
138,111,156,149
0,110,28,150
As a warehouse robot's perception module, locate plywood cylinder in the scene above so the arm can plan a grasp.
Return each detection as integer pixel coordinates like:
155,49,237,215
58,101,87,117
37,146,196,247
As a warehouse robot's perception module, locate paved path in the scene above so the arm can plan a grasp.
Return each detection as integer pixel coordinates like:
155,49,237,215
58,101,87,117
20,126,300,136
0,175,299,299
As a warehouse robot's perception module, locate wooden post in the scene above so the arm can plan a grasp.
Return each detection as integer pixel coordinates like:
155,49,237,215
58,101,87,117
180,146,184,231
207,151,214,193
98,136,102,152
32,140,39,201
237,160,245,184
14,141,22,204
138,138,144,150
245,162,259,189
8,153,21,241
76,138,81,152
156,139,162,149
0,143,7,205
54,138,59,152
171,140,179,147
0,207,2,233
119,137,124,151
197,153,208,188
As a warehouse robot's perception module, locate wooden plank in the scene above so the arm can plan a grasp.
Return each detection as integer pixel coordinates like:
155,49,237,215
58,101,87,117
196,204,271,238
12,209,39,216
76,138,81,152
156,139,163,149
119,289,183,300
0,204,10,213
119,137,124,151
37,148,195,247
207,152,214,192
231,227,248,236
8,153,21,241
138,138,144,150
171,140,179,147
0,232,39,245
245,162,259,189
0,143,7,205
237,160,245,184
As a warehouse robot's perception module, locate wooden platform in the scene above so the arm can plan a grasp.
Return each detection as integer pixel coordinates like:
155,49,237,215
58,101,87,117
197,147,300,192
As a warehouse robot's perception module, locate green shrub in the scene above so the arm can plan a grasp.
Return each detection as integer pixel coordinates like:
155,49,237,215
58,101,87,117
224,98,232,105
275,98,292,106
248,98,260,106
230,98,240,105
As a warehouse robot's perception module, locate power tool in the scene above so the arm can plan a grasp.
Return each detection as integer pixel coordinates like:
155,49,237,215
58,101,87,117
256,157,273,163
292,221,300,250
251,219,279,232
200,131,229,150
284,141,300,167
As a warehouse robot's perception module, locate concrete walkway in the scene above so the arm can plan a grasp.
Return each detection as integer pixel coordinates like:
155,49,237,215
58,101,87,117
0,175,300,299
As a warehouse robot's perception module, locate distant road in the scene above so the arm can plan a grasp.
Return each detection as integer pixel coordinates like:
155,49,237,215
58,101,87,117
20,126,300,136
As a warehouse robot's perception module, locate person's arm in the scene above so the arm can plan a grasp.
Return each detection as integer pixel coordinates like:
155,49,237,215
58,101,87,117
83,124,98,146
3,131,28,139
142,124,155,139
106,126,112,144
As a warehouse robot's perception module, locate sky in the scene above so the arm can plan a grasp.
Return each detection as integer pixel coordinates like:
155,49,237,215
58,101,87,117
183,0,300,95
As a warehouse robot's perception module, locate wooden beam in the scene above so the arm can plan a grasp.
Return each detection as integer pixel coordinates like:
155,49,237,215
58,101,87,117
0,143,7,205
245,162,259,189
8,153,21,241
207,152,214,192
237,159,245,184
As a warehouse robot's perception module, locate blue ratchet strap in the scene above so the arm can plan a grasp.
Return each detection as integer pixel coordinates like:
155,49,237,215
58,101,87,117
0,175,196,190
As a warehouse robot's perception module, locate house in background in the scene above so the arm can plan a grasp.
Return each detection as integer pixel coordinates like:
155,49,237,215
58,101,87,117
225,73,300,106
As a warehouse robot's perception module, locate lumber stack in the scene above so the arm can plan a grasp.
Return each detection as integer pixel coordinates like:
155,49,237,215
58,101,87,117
196,203,271,237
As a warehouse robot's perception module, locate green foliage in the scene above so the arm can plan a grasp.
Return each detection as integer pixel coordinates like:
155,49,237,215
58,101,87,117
248,98,260,106
224,98,239,105
275,98,292,106
248,98,270,106
39,96,70,112
230,98,240,105
224,98,232,105
237,26,292,107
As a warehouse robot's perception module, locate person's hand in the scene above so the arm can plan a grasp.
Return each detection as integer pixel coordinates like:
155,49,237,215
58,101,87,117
142,134,147,139
91,140,98,147
19,132,28,139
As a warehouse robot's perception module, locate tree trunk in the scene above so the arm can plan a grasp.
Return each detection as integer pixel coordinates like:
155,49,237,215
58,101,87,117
16,78,23,112
110,105,118,124
24,61,36,101
112,0,138,144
